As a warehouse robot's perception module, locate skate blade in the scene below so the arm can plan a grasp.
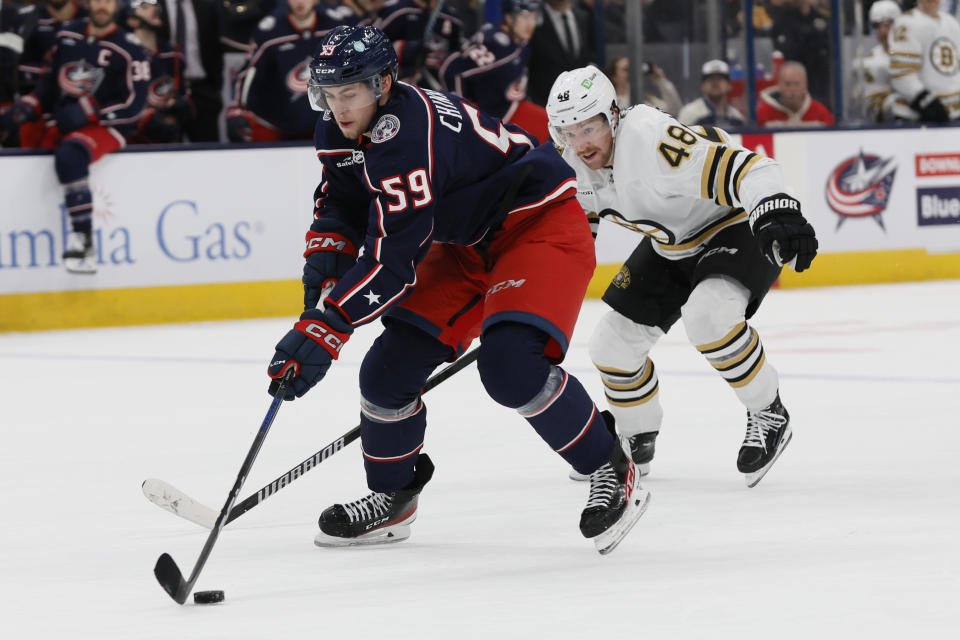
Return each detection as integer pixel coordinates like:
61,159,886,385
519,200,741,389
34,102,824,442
595,489,652,556
64,256,97,274
571,463,650,482
744,426,793,488
314,524,411,548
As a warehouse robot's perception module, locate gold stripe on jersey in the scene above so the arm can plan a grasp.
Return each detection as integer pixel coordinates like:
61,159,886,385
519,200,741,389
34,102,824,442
696,321,747,354
889,61,922,70
656,210,747,255
701,145,720,199
586,211,600,239
890,70,918,79
719,149,741,207
888,50,922,58
657,211,747,253
733,153,762,203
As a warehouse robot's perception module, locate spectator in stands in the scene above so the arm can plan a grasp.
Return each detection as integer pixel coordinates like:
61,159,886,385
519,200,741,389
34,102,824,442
157,0,223,141
440,1,549,141
768,0,831,108
125,0,193,143
378,0,463,88
527,0,594,105
0,0,149,273
677,59,745,128
226,0,354,142
605,55,682,116
757,60,834,126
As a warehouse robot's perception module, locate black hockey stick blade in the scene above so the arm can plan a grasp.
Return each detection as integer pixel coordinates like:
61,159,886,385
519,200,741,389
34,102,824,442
154,553,189,604
153,370,293,604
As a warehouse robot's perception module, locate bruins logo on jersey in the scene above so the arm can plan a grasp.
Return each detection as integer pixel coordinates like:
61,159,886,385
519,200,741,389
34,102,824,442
611,265,631,289
930,37,959,75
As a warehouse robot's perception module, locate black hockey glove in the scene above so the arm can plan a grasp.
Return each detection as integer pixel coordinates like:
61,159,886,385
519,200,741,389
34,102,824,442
1,101,39,141
302,223,360,309
749,194,818,272
268,308,353,400
910,90,950,123
54,96,100,134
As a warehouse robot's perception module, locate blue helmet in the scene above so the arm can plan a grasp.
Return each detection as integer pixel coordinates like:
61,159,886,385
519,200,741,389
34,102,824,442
307,25,399,112
502,0,541,15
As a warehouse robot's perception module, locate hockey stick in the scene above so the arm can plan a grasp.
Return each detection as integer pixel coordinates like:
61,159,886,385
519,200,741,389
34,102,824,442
144,347,480,529
153,369,295,604
413,0,448,91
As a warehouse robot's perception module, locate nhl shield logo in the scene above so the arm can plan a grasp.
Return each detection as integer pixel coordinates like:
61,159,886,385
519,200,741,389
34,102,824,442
371,114,400,143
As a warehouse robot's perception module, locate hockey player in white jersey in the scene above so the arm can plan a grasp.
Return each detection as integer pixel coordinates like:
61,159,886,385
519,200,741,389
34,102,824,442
546,66,818,487
888,0,960,122
854,0,908,122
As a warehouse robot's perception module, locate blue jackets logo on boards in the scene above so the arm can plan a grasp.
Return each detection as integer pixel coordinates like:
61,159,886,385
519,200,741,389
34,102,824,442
824,150,897,231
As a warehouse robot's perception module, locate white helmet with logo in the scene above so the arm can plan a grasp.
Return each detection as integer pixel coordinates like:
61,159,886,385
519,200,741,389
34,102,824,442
869,0,901,24
546,65,618,148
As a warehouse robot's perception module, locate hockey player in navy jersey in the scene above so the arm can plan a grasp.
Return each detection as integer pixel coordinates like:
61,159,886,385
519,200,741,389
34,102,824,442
377,0,462,87
124,0,191,143
265,25,650,555
226,0,358,142
440,0,549,141
1,0,148,272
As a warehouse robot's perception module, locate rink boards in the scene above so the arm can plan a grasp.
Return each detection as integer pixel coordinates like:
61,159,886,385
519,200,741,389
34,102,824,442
2,126,960,332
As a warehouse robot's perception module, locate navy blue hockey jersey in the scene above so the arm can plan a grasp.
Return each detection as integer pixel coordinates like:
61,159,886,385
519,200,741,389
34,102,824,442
14,2,88,95
235,7,359,134
440,23,530,121
26,19,149,133
313,83,577,326
376,0,462,81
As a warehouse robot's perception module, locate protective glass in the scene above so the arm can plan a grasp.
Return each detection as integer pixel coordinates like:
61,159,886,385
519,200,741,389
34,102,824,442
307,76,382,113
550,114,612,151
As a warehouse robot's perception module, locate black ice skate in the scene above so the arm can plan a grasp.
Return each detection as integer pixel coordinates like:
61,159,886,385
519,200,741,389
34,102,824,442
569,430,658,481
314,454,434,547
579,412,651,555
738,394,792,487
62,230,96,274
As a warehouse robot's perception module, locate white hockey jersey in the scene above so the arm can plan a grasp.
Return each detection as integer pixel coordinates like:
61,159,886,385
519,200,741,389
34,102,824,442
562,105,788,261
889,9,960,119
854,44,914,121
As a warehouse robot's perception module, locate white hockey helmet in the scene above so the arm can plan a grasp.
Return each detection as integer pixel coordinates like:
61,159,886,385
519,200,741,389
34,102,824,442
546,65,619,148
869,0,902,25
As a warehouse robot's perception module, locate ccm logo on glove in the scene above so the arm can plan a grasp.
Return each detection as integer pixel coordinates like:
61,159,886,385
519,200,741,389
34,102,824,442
304,232,357,257
297,320,347,356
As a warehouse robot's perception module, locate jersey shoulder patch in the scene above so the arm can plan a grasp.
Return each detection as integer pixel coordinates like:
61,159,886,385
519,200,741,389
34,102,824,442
493,31,511,47
371,114,401,143
125,32,142,45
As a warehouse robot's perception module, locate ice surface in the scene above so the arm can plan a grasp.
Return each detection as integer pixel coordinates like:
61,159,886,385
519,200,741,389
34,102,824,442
1,281,958,639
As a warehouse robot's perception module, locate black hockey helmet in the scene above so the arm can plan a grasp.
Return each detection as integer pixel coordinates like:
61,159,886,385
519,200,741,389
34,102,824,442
307,25,399,112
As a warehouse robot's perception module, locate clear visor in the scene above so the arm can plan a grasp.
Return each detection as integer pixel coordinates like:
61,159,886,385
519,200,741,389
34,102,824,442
549,114,612,151
307,76,382,113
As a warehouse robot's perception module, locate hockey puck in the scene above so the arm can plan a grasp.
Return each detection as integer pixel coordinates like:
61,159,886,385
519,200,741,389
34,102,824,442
193,590,225,604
